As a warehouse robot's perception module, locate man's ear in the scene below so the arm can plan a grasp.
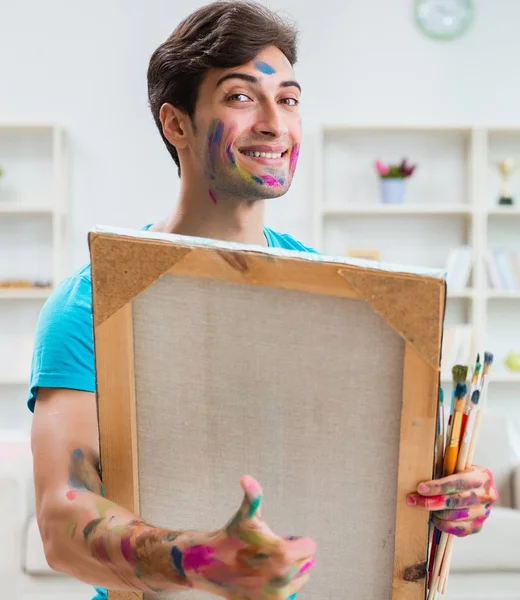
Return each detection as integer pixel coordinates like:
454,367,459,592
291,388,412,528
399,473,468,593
159,103,190,150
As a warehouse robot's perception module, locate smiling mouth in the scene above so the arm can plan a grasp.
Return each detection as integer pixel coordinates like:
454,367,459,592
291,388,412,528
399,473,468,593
239,149,289,160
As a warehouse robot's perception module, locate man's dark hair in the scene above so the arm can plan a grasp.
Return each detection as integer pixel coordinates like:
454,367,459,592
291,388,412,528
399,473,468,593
147,0,298,175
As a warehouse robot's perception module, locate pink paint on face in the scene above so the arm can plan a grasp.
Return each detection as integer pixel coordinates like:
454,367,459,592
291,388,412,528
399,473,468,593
209,189,217,204
260,174,281,187
66,490,77,501
183,545,215,573
289,144,300,177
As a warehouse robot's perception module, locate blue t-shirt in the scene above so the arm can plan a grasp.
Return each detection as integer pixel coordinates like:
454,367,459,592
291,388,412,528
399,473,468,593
27,226,316,600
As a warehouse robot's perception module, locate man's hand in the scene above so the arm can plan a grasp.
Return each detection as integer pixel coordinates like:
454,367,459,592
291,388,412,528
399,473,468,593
406,466,498,537
177,475,317,599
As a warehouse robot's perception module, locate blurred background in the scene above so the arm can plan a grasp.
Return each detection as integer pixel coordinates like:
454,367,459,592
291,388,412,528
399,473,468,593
1,1,520,599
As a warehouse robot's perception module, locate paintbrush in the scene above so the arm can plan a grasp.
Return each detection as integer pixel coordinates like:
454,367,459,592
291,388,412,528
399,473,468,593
437,388,481,593
427,382,468,600
428,367,467,588
435,387,445,479
436,353,494,596
443,382,468,476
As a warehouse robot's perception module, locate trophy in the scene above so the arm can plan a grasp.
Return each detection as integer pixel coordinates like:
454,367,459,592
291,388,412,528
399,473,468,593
497,158,517,206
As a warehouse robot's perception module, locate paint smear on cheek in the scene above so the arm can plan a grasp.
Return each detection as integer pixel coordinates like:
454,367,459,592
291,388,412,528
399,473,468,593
209,189,217,204
66,490,77,501
208,119,225,174
254,61,276,75
289,144,300,176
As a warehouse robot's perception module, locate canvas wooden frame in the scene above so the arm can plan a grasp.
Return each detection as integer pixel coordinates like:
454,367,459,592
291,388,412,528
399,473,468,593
89,226,446,600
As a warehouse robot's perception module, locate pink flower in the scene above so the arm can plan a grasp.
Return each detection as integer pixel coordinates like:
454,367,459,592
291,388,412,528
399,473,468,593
374,160,390,176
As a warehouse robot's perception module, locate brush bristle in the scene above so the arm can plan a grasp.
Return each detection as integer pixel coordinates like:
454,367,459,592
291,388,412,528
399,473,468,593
484,352,494,366
452,365,468,383
476,353,481,364
454,382,467,399
470,389,480,405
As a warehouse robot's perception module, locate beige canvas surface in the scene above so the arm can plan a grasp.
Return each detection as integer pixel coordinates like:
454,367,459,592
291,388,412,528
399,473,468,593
132,273,405,600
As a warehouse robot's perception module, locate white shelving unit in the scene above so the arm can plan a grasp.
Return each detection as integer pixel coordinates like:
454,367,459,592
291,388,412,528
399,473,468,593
0,122,68,430
313,124,520,415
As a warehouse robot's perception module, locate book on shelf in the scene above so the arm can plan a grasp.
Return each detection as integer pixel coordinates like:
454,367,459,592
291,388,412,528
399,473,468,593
445,246,472,293
486,247,520,290
441,324,475,378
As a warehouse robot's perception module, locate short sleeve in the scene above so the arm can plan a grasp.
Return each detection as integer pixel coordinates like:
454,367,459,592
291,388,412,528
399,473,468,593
27,268,95,412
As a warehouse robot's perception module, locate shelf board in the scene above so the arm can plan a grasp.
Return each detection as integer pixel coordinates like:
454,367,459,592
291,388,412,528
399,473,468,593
322,124,473,134
490,372,520,383
447,289,474,299
441,372,520,384
0,203,54,215
323,204,472,216
487,206,520,216
486,290,520,299
0,288,53,300
0,122,56,131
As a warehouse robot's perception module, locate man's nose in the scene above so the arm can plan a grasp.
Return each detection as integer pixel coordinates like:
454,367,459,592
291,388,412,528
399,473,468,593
252,102,288,138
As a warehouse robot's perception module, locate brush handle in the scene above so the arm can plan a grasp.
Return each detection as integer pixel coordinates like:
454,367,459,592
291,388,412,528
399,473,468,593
438,538,454,593
466,411,483,466
427,534,448,600
455,409,476,472
433,408,482,595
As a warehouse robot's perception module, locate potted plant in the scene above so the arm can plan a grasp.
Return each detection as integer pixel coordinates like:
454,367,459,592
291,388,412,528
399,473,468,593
374,158,417,204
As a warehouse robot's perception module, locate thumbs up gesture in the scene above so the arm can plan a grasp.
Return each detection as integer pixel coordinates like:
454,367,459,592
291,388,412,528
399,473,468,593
178,475,317,599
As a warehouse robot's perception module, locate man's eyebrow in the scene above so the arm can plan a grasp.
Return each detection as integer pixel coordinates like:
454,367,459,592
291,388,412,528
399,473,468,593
280,80,302,93
215,72,302,93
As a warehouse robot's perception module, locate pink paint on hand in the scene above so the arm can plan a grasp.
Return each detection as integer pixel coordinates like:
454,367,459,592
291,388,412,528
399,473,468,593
183,545,215,573
66,490,77,501
120,537,135,565
297,557,316,577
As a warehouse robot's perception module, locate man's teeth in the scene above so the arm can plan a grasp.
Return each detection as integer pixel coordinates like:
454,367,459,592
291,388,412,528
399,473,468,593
243,151,284,159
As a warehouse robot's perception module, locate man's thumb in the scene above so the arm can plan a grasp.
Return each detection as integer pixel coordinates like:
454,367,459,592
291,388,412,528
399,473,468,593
239,474,263,519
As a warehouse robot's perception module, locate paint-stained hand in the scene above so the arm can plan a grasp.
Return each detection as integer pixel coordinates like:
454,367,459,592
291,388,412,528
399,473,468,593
406,465,498,537
173,475,316,599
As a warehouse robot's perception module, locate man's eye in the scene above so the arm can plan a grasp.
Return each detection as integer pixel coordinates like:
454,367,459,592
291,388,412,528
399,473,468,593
228,93,250,103
281,97,299,107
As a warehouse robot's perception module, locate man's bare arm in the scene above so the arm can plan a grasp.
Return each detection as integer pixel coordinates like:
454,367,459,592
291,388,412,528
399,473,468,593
32,388,196,594
32,388,317,599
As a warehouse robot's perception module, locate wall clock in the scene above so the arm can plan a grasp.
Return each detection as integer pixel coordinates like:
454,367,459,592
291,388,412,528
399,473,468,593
415,0,474,40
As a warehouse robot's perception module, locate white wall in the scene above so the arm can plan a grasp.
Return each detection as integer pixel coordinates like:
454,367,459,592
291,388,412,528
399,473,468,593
2,0,520,270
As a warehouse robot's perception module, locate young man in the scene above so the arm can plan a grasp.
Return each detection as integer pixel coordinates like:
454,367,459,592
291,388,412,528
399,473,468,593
29,2,497,600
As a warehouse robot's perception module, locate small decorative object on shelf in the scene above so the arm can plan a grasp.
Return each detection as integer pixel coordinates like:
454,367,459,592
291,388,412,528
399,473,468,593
0,279,52,289
497,158,517,206
504,352,520,373
374,158,417,204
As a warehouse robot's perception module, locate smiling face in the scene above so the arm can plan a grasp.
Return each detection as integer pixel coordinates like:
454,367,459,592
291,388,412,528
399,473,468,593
188,46,301,203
